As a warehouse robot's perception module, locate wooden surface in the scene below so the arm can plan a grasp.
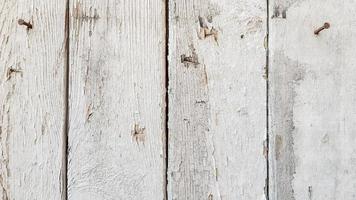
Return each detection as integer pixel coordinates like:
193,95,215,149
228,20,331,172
67,0,166,199
1,0,356,199
167,0,267,199
269,0,356,199
0,0,67,199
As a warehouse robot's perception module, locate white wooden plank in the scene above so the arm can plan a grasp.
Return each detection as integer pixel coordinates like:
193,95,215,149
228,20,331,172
0,0,67,199
269,0,356,199
67,0,166,199
168,0,267,199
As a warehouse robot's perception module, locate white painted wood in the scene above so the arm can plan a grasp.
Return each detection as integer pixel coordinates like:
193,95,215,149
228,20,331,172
269,0,356,199
168,0,267,199
0,1,67,199
67,0,166,199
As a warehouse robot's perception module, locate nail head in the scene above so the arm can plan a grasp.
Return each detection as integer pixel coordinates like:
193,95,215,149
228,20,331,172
18,19,25,25
324,22,330,29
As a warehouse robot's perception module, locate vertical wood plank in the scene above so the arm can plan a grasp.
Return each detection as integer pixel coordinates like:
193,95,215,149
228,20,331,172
67,0,166,199
168,0,267,199
269,0,356,199
0,0,67,199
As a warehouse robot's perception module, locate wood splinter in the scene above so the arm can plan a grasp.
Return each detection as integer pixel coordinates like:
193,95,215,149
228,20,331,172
18,19,33,30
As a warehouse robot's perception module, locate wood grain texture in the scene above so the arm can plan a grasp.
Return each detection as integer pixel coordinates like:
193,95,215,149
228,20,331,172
67,0,166,199
269,0,356,199
167,0,267,199
0,0,67,199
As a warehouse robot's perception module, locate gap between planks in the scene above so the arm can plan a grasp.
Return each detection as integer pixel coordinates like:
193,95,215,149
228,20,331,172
164,0,169,200
266,0,270,199
62,0,70,199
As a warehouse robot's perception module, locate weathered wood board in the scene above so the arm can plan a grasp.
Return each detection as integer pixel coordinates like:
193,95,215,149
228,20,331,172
0,1,67,199
269,0,356,199
167,0,267,199
67,0,166,199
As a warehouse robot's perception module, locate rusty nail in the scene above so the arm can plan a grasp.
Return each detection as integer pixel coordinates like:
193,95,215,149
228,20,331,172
314,22,330,35
18,19,33,29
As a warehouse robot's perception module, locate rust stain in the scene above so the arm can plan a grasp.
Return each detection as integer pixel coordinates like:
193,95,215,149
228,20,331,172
132,124,145,145
41,113,49,135
246,17,263,34
73,2,100,37
263,140,268,159
198,16,218,43
74,3,100,21
181,44,200,67
181,54,199,65
6,68,22,81
74,2,81,19
275,135,283,160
